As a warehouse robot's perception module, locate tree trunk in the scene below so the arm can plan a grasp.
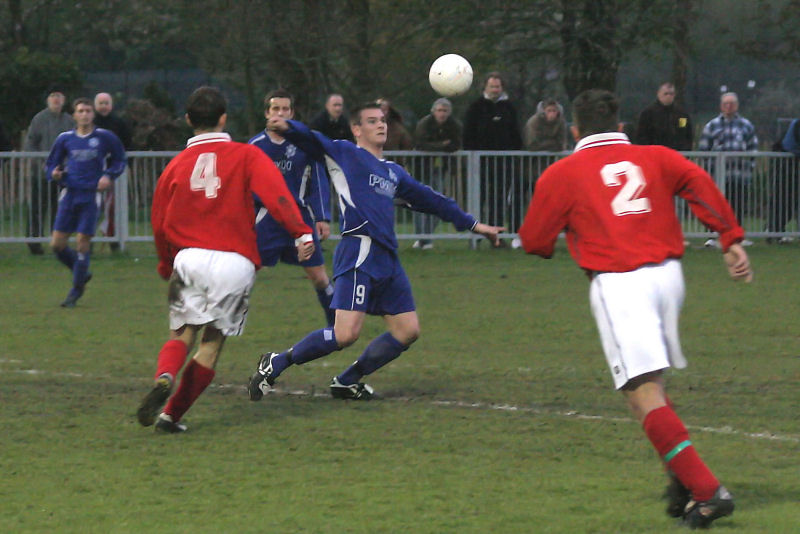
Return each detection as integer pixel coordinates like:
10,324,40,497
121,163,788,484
560,0,620,101
671,0,693,109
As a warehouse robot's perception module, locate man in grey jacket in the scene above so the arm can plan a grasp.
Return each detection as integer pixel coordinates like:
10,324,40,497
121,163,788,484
24,88,75,254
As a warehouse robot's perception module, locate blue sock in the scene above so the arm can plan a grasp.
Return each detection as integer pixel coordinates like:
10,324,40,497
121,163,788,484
337,332,408,385
271,328,340,379
72,251,90,288
55,247,77,270
315,282,336,327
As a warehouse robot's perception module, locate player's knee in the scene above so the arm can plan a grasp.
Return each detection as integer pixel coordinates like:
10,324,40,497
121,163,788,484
395,325,420,346
334,326,360,348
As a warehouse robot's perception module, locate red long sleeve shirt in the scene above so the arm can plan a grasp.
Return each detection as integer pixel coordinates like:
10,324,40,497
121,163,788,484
519,133,744,273
152,133,312,275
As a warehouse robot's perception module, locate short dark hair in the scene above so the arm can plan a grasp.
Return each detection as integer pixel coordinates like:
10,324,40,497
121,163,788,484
186,86,227,129
572,89,619,137
350,102,382,125
264,89,294,111
72,97,93,110
483,71,504,89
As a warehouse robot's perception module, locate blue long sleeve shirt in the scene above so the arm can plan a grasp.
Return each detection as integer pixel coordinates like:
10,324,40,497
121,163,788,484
283,120,477,251
248,130,331,222
46,128,127,190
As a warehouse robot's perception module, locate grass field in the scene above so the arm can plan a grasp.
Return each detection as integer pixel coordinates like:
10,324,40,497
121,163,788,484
1,240,798,533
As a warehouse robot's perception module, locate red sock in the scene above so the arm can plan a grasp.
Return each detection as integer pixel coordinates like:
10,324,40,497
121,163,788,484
643,406,719,502
155,339,189,380
163,359,215,422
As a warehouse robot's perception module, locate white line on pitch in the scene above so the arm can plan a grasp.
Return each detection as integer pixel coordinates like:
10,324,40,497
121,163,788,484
218,383,800,444
5,369,797,444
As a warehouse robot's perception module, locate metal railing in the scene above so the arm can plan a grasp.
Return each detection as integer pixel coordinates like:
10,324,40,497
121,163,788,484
1,150,797,249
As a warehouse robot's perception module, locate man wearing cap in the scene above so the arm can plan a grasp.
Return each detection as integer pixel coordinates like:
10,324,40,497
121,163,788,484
24,87,75,254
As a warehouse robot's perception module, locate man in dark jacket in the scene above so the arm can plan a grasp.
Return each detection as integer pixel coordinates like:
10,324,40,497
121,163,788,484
309,94,354,142
635,82,693,150
412,97,463,249
463,72,521,237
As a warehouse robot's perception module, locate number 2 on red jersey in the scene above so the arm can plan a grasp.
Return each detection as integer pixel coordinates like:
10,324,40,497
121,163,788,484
601,161,651,216
190,153,221,198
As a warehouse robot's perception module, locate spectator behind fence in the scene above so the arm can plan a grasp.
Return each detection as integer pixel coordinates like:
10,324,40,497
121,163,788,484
635,82,693,150
523,99,568,152
517,99,568,249
463,71,522,245
376,98,413,151
24,87,76,255
766,118,800,243
309,93,354,142
412,97,463,249
94,92,132,252
698,92,757,247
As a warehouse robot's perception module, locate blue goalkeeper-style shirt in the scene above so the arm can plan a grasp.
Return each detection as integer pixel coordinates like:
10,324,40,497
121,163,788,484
248,130,331,223
46,128,126,191
283,120,477,252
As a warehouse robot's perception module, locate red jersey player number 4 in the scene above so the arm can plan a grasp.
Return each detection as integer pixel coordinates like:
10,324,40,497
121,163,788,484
152,133,313,280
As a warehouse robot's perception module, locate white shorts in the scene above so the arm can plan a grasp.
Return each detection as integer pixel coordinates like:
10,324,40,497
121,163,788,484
168,248,256,336
589,259,686,389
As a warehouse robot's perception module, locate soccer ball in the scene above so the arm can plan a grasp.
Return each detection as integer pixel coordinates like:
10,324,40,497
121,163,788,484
428,54,473,97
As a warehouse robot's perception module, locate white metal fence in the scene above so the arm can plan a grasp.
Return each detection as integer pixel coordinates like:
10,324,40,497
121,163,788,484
1,150,797,249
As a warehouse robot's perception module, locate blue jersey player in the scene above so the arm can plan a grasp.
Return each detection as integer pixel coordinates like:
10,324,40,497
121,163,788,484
248,90,335,326
248,102,503,400
46,97,126,307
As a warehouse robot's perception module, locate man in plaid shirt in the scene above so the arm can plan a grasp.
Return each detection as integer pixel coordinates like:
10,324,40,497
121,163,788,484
698,92,758,246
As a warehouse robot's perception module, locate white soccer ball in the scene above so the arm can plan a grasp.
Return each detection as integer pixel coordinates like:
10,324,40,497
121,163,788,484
428,54,473,97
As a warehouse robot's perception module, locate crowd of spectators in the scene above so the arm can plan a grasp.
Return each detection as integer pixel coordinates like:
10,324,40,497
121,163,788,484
4,76,798,251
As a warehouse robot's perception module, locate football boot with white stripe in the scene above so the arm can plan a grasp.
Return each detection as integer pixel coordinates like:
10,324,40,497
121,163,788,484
329,376,374,400
155,413,187,434
248,352,279,401
682,485,734,529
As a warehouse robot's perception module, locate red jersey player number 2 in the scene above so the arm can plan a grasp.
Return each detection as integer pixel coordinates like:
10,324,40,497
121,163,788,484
601,161,652,216
190,153,222,199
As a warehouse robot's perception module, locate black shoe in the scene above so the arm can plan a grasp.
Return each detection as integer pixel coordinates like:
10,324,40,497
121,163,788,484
60,273,92,308
665,472,691,518
137,375,173,427
60,287,81,308
329,376,374,400
28,243,44,255
682,485,734,529
154,413,187,433
110,242,120,252
248,352,279,401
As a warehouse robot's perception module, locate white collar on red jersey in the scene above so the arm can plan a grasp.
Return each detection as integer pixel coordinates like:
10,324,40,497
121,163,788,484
186,132,232,147
574,132,630,152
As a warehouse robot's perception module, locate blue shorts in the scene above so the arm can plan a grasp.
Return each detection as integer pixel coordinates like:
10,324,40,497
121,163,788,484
330,236,415,315
53,189,101,235
257,211,325,268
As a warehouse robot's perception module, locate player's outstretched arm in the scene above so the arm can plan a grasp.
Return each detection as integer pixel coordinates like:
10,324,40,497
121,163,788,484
472,222,506,247
723,243,753,282
267,117,289,134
